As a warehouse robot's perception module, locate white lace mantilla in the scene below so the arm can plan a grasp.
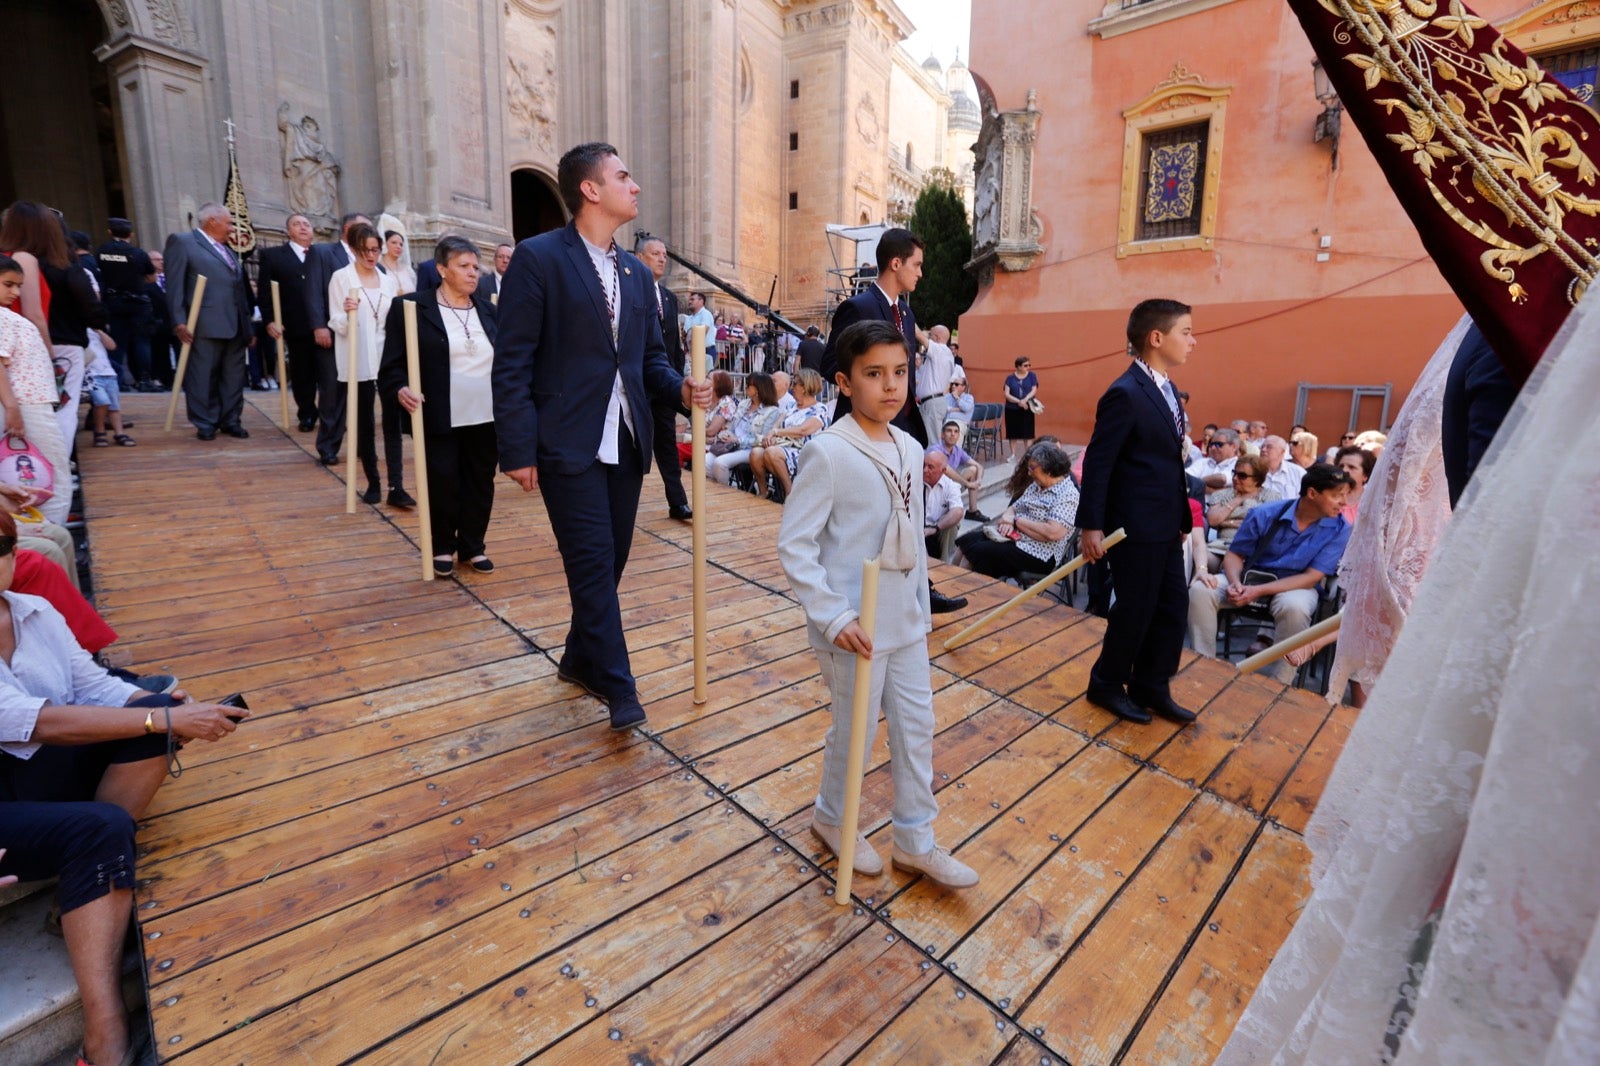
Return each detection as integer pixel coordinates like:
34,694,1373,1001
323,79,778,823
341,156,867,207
1217,291,1600,1064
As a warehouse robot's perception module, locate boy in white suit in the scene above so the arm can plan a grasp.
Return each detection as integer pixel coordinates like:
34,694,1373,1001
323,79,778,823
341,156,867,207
778,319,978,889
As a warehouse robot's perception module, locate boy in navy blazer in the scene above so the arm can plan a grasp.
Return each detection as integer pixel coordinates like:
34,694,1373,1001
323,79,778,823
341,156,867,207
493,143,712,730
1077,299,1199,726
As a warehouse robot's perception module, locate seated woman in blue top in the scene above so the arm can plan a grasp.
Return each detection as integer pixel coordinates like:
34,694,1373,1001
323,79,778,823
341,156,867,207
0,510,245,1066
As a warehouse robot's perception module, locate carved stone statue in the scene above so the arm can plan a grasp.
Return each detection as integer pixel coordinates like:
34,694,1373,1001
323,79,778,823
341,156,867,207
277,102,340,221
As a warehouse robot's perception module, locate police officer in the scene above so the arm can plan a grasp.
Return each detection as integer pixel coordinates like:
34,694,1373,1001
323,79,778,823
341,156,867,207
96,218,156,391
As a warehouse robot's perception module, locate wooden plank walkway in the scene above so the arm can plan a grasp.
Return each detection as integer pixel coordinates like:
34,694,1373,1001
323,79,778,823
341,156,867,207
80,394,1354,1065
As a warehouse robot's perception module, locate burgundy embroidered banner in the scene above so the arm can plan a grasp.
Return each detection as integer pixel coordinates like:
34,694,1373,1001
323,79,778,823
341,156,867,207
1287,0,1600,382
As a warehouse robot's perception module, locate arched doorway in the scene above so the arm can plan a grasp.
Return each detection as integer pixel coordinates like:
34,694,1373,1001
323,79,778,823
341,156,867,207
1,0,125,235
511,168,565,240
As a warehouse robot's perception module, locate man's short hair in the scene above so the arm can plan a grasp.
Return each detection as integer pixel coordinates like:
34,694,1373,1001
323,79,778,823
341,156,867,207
804,325,820,338
285,213,311,230
1125,298,1191,354
833,319,906,377
875,228,924,272
338,212,367,236
690,291,707,303
634,235,665,254
434,234,478,268
557,142,618,216
1300,461,1354,497
497,242,515,253
1211,427,1240,447
1335,445,1377,480
196,201,230,225
108,218,133,238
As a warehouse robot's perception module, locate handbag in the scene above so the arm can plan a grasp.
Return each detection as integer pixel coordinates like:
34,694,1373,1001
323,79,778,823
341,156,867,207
0,436,54,506
1026,397,1045,415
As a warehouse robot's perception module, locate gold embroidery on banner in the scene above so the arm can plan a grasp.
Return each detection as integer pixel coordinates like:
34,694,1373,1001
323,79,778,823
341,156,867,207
1322,0,1600,305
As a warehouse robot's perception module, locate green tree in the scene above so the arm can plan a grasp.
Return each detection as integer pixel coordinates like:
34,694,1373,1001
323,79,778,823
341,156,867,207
906,177,977,333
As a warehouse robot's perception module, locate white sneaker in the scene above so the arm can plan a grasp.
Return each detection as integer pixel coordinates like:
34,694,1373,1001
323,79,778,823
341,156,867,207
810,818,883,876
892,844,979,888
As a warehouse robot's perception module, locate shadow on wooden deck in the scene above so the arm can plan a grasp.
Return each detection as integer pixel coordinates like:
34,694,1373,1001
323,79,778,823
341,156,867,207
83,395,1355,1065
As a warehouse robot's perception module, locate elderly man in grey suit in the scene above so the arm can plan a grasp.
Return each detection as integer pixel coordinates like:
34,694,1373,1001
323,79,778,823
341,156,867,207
164,202,253,439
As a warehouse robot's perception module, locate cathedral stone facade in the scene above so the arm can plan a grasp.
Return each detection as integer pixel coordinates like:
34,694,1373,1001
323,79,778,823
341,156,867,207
4,0,974,323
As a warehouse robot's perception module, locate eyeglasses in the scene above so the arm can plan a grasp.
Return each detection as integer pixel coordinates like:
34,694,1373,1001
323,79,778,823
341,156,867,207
0,536,15,556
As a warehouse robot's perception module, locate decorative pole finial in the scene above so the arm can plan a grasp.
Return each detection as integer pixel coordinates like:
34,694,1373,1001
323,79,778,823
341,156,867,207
224,117,237,147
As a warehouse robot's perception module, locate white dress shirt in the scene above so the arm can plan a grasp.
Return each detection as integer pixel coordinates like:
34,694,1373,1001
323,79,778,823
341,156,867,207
0,592,142,760
923,474,965,529
1264,460,1305,500
579,233,635,464
917,341,956,401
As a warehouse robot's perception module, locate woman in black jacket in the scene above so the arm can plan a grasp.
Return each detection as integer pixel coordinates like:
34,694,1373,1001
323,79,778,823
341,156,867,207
379,236,499,577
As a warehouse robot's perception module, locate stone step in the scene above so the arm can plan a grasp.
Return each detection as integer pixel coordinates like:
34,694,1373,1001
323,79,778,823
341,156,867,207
0,888,147,1066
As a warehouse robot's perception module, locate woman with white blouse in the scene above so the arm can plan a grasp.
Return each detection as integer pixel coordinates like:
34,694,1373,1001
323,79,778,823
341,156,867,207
328,222,408,505
378,236,500,576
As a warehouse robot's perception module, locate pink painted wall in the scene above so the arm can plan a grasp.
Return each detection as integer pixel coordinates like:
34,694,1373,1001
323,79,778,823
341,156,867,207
957,0,1536,445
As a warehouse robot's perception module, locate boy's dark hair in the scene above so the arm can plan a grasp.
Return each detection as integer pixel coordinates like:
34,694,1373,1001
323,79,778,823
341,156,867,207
875,228,923,272
557,142,618,216
748,372,779,408
833,319,907,377
1125,298,1192,354
1300,461,1355,497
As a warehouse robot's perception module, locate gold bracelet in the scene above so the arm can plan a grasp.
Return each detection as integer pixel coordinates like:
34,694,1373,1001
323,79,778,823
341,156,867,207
144,708,157,734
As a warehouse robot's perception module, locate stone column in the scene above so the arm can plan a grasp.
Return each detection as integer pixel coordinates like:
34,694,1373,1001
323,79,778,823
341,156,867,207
95,34,216,243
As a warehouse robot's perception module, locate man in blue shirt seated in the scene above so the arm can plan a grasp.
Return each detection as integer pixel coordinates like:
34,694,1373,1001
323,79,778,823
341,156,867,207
1187,462,1355,681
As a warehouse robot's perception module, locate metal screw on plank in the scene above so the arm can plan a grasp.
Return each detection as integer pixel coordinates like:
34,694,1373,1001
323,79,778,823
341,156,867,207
608,1029,623,1041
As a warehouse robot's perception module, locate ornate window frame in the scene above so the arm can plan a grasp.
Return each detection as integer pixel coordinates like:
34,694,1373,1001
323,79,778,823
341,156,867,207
1117,64,1229,258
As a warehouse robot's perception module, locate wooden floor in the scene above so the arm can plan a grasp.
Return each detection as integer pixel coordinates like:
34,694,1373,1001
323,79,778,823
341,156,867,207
82,394,1356,1065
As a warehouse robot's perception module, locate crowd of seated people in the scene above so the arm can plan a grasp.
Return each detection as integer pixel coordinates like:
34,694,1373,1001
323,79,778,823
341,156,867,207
1179,416,1387,671
707,371,784,486
748,368,827,499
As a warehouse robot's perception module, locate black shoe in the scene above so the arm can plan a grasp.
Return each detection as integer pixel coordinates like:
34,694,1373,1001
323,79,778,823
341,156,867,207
318,455,338,466
608,693,648,731
432,556,454,577
1085,683,1153,724
1129,688,1197,724
467,556,494,573
556,659,605,699
387,488,416,508
298,419,317,432
222,425,249,439
361,483,382,505
196,429,217,441
668,504,693,521
929,588,968,614
967,509,994,523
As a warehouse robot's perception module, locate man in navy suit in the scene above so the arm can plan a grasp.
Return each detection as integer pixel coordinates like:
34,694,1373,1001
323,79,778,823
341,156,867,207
635,234,692,521
257,212,327,431
1078,299,1199,725
820,227,928,447
494,142,713,730
163,202,254,439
